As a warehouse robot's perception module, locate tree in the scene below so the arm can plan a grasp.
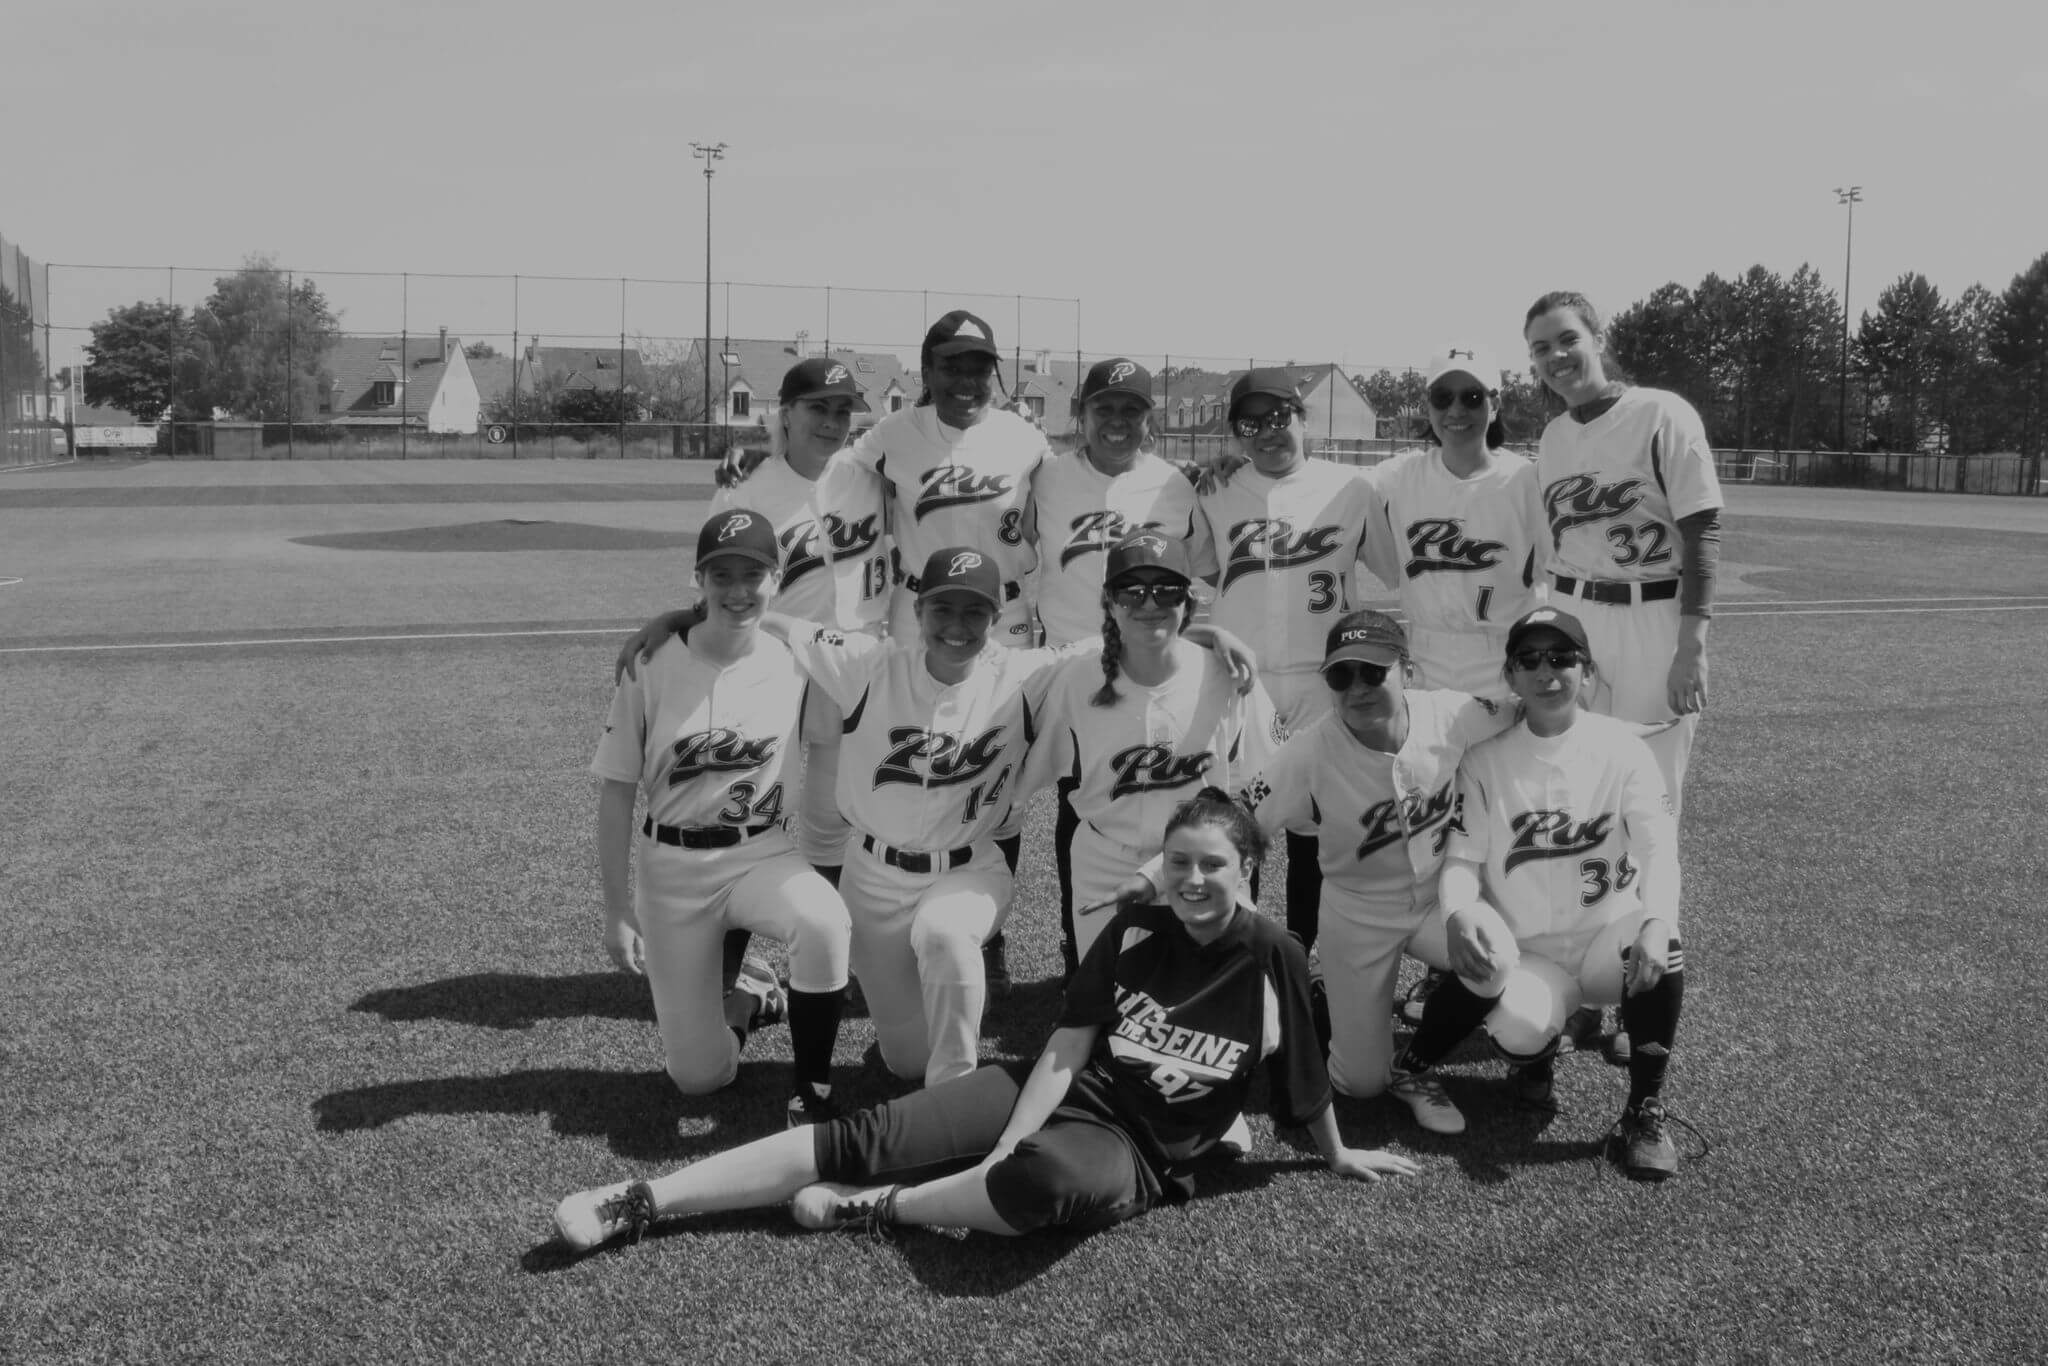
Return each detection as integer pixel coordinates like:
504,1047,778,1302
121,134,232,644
0,284,42,416
1858,273,1950,453
637,335,709,424
1496,369,1553,445
190,253,340,421
1360,367,1427,441
553,386,640,427
83,300,201,422
1990,251,2048,476
464,340,500,360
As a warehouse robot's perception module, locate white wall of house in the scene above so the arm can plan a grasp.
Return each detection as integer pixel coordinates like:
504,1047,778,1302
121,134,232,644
424,346,481,433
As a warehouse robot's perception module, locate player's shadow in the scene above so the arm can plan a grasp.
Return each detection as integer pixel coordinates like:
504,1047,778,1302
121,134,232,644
312,1065,784,1163
976,978,1068,1059
349,971,655,1030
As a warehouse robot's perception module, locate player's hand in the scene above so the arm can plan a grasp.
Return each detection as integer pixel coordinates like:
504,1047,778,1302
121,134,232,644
603,913,646,975
1444,909,1503,983
1327,1145,1419,1182
1666,646,1708,715
714,447,770,489
614,608,700,683
1194,451,1247,494
1106,872,1157,911
1201,627,1259,693
1625,918,1672,995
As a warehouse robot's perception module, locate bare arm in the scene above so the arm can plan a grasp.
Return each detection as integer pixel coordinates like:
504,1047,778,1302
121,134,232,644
596,779,643,974
987,1024,1099,1161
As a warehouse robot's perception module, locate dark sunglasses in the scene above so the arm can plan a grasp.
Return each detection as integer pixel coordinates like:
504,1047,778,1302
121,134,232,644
1510,649,1584,671
1428,385,1491,412
1110,581,1191,610
1323,660,1392,690
1231,409,1296,438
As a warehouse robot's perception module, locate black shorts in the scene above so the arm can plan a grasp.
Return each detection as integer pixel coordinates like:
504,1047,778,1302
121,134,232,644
812,1061,1157,1233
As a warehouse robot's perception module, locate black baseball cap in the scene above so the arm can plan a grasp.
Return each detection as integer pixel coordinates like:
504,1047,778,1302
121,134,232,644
696,509,781,570
1078,357,1154,409
779,356,870,410
1323,610,1408,668
922,310,1000,362
1104,528,1191,585
1504,606,1591,657
1228,368,1301,422
916,546,1003,610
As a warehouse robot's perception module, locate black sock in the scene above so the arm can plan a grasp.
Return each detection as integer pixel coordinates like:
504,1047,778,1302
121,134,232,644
1621,962,1684,1108
787,987,844,1093
1054,781,1080,975
1400,973,1498,1071
1285,831,1322,951
720,928,752,994
813,864,842,889
997,832,1022,876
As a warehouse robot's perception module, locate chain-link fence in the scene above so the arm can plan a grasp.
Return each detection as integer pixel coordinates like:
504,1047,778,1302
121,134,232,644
1,232,57,469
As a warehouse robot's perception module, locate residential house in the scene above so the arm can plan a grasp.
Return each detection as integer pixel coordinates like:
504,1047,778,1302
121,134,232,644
686,338,913,433
1000,351,1084,435
1154,363,1377,444
321,330,481,433
525,339,648,406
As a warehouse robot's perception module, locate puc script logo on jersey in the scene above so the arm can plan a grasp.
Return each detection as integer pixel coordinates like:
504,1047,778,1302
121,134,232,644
1544,475,1645,535
1058,512,1168,567
917,466,1016,519
667,728,779,786
1107,743,1213,799
1219,518,1345,592
718,513,754,540
1352,781,1457,862
1403,517,1505,577
874,725,1007,788
1503,809,1616,872
779,512,881,587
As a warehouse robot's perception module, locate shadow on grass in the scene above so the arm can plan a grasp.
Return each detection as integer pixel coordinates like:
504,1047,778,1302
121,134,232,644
349,971,656,1030
313,1066,786,1162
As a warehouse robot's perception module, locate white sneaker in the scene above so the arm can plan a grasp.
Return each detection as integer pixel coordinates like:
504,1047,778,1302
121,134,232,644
1218,1112,1253,1157
1388,1065,1467,1135
790,1181,900,1235
554,1180,656,1253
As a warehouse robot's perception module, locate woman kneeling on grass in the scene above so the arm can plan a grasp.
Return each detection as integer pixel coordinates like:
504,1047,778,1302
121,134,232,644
554,788,1416,1252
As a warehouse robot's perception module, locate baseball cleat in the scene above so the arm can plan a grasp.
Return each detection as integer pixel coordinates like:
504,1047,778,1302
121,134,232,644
555,1179,657,1252
790,1181,901,1236
735,957,788,1028
1603,1027,1633,1067
1399,969,1445,1027
1509,1056,1556,1109
786,1084,842,1128
1610,1097,1679,1181
1388,1065,1466,1135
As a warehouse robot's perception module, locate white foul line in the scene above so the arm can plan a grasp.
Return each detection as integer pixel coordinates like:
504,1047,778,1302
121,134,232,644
0,626,627,656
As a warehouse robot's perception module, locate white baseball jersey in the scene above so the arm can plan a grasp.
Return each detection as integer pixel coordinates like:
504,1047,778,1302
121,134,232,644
1537,387,1724,584
785,628,1083,851
1190,460,1377,676
1020,639,1282,852
1363,448,1547,680
591,631,802,831
1446,713,1676,942
845,404,1049,594
1028,450,1209,646
711,452,890,633
1243,691,1512,912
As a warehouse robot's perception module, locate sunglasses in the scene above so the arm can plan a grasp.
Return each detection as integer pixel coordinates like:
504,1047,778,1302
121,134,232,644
1428,385,1491,412
1510,649,1584,671
1231,409,1296,438
1323,660,1392,691
1110,581,1191,610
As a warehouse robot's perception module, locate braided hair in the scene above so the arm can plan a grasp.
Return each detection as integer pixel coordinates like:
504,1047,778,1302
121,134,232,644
1090,609,1124,707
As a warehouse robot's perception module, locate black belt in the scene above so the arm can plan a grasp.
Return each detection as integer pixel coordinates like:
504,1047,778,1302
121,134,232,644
642,817,777,849
892,551,1022,602
1552,575,1680,606
862,833,974,874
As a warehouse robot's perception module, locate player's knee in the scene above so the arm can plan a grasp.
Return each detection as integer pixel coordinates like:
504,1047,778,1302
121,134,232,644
664,1048,739,1096
985,1141,1134,1234
1482,958,1578,1061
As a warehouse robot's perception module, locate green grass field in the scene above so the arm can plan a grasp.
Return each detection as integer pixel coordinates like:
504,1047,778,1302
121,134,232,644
4,462,2046,1364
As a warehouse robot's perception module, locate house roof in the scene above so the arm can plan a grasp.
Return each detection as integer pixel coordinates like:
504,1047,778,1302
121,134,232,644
526,345,647,393
325,334,457,418
467,356,534,408
694,340,914,416
1152,363,1370,432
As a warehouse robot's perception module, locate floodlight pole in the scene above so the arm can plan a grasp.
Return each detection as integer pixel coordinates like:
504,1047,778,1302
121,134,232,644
1835,186,1862,452
692,141,728,457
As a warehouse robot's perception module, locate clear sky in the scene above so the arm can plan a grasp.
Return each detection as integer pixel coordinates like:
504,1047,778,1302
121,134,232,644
7,0,2044,375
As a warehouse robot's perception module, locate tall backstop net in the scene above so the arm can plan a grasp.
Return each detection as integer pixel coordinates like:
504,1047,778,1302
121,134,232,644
1,231,56,468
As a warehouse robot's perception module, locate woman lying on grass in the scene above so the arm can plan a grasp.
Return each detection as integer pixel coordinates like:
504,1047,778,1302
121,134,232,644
554,788,1416,1252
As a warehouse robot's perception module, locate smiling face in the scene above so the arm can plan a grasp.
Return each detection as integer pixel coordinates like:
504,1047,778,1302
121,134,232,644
1524,307,1610,407
1231,399,1305,476
783,395,857,462
1159,819,1246,944
694,556,777,629
1425,368,1497,453
1105,568,1191,652
923,352,998,430
1082,392,1150,462
1505,630,1590,725
917,590,998,668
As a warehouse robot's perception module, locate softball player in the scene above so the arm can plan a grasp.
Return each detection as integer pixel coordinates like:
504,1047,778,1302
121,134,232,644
553,788,1415,1254
1363,344,1548,698
1018,530,1280,969
590,509,851,1121
1524,291,1724,816
1392,607,1688,1180
842,310,1050,648
1191,369,1378,950
711,357,891,879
